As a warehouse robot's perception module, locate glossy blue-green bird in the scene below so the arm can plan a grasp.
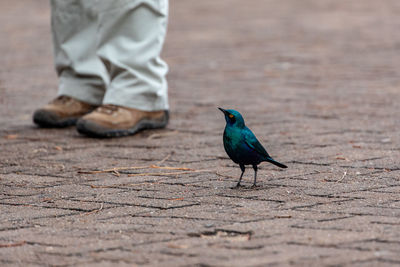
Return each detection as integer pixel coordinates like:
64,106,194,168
219,108,287,187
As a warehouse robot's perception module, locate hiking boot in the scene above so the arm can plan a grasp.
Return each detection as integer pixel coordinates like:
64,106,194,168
76,105,169,138
33,95,98,128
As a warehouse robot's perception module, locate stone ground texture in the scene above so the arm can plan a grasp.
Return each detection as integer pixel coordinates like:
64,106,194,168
1,0,400,266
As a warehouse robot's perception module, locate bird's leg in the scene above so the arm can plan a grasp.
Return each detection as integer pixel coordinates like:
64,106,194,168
235,164,245,188
252,165,258,187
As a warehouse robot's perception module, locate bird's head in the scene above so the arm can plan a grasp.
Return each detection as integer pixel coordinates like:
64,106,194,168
218,107,245,128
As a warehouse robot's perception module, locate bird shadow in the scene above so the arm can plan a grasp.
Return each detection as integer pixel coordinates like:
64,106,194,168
229,184,267,191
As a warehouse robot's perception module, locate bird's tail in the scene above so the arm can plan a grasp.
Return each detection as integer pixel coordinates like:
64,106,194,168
266,158,288,168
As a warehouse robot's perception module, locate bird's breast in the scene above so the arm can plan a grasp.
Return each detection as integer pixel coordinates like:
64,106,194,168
223,128,246,163
223,127,264,165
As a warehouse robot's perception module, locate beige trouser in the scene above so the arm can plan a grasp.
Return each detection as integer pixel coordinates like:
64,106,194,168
51,0,169,111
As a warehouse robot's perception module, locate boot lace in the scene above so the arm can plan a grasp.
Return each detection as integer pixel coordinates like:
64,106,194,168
97,104,119,114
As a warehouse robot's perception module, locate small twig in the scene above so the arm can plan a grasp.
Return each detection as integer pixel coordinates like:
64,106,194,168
157,153,173,165
147,130,179,140
78,166,148,174
78,164,193,174
90,181,161,189
168,197,185,201
215,172,236,179
0,241,27,248
127,169,211,177
337,171,347,183
81,203,104,216
149,165,193,171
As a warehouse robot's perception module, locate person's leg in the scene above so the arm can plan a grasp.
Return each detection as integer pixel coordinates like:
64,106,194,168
98,0,169,111
33,0,108,127
76,0,170,137
51,0,108,105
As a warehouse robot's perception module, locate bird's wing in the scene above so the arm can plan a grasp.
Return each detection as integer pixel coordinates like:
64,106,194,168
243,128,271,158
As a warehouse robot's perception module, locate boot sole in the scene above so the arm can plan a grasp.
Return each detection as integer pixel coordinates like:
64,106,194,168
76,111,169,138
33,109,78,128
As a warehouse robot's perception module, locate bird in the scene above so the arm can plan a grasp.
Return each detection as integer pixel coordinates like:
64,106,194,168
218,107,287,187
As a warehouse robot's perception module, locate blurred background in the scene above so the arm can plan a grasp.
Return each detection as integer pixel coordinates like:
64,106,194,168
1,0,399,136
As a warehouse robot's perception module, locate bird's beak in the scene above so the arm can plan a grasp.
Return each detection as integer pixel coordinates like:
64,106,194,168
218,107,228,115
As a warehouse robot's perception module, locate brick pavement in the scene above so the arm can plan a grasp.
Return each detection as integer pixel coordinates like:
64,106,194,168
1,0,400,266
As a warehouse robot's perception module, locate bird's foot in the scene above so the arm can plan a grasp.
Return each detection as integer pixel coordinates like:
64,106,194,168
251,183,259,188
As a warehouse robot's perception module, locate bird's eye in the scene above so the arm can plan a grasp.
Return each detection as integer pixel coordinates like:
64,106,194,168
228,114,234,119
